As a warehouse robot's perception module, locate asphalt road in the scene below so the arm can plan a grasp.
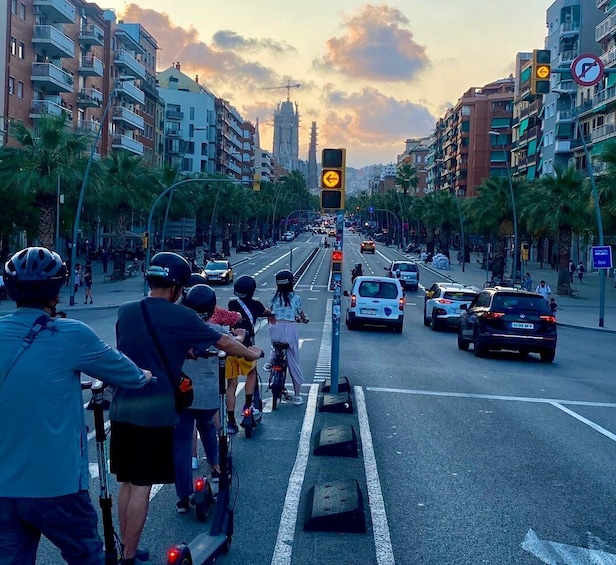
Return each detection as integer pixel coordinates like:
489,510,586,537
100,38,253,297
33,232,616,565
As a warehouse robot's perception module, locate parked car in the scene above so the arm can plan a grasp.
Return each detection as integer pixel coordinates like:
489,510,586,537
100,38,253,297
203,260,234,285
385,261,419,291
344,276,405,333
282,231,295,241
423,285,478,330
457,287,557,362
360,240,376,254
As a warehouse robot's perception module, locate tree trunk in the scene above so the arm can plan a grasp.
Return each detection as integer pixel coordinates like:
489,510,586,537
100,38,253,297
38,203,55,250
557,226,572,295
426,227,435,254
492,235,507,279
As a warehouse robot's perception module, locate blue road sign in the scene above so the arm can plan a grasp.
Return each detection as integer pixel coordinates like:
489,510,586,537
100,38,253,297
368,206,374,214
592,245,613,269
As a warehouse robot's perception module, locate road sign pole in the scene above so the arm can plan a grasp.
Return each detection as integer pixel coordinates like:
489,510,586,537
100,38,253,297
331,210,344,395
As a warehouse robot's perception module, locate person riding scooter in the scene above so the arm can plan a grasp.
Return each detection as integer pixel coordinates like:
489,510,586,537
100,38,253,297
351,263,363,283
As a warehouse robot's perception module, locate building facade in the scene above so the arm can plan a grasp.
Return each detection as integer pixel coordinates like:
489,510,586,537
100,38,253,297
272,98,299,173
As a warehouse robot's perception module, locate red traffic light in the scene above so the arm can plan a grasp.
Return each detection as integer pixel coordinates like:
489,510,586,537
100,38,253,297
332,250,343,261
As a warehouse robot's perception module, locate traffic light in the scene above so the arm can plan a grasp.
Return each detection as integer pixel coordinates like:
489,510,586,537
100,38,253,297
331,249,343,273
320,148,346,210
521,243,530,262
142,231,149,249
531,49,551,95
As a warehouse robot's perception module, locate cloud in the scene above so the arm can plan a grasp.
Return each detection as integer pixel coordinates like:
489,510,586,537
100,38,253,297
119,4,281,88
314,4,430,82
212,30,296,54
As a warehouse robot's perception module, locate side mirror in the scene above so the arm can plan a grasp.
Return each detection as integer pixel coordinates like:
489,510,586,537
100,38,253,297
343,290,350,297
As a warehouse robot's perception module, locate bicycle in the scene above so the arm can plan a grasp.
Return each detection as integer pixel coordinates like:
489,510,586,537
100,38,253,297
268,342,292,410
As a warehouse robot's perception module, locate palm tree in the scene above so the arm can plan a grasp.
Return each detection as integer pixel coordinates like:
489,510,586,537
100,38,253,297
594,140,616,231
396,163,419,195
0,115,91,249
523,165,589,295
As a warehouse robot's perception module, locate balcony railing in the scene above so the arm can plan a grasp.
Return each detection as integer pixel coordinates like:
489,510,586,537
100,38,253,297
559,50,579,66
115,80,144,105
30,99,72,120
112,134,143,155
165,109,184,120
79,23,104,46
33,0,75,24
166,128,182,137
560,21,580,35
77,88,103,107
77,119,101,133
31,62,73,93
114,49,145,80
591,122,616,143
112,106,144,131
78,55,104,77
32,25,75,58
596,12,616,43
600,46,616,68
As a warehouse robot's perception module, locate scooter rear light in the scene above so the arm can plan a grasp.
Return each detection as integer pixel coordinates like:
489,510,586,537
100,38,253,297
350,294,356,307
243,407,252,416
167,548,181,564
272,365,282,371
195,477,205,491
540,315,556,323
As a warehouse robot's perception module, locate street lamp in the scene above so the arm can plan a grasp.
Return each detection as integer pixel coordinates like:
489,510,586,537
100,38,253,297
553,88,606,327
488,130,518,281
69,76,135,306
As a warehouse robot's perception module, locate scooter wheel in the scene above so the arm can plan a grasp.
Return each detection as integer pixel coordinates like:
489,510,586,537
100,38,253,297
195,500,209,523
167,543,192,565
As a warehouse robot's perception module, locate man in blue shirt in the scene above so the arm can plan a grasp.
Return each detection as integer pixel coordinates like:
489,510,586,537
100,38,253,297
111,252,263,565
0,247,152,565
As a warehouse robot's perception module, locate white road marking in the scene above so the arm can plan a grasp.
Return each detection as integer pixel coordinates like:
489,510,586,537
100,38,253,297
550,402,616,443
312,299,332,382
522,528,616,564
355,386,395,565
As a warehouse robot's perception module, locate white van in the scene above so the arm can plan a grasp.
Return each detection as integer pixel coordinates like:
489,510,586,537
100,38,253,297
344,276,405,333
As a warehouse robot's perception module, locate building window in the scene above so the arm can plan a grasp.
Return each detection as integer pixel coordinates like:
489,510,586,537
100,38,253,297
11,0,16,15
17,81,23,99
201,142,207,155
190,107,195,120
8,77,15,96
19,2,25,20
18,42,25,60
10,37,16,56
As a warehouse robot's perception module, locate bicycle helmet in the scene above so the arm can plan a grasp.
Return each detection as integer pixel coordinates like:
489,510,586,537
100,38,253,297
275,269,294,287
183,284,217,319
145,252,191,288
4,247,67,304
234,275,256,299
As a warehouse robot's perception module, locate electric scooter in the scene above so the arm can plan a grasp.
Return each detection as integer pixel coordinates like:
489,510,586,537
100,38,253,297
166,351,235,565
240,372,263,438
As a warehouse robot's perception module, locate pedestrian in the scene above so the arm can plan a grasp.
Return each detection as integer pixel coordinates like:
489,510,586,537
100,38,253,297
0,247,152,565
101,248,109,274
568,259,576,283
577,261,585,283
535,280,551,301
456,250,463,265
73,263,82,300
83,265,93,304
109,252,263,565
549,297,558,314
522,272,533,291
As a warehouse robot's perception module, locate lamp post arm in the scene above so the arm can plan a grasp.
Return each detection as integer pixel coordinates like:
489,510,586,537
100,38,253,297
501,142,518,280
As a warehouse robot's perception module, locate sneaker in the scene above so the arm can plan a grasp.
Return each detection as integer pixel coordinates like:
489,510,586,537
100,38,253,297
175,497,190,514
211,469,221,481
263,363,272,371
283,390,293,401
251,404,261,419
293,395,304,406
191,456,199,470
227,422,239,435
120,545,150,562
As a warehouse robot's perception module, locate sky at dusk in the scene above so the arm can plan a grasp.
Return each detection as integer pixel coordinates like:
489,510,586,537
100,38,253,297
104,1,549,168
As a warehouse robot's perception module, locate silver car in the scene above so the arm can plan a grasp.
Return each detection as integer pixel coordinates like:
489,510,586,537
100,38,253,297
424,285,478,330
385,261,419,291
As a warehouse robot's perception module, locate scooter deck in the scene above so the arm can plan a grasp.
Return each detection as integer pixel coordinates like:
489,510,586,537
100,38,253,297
187,532,227,564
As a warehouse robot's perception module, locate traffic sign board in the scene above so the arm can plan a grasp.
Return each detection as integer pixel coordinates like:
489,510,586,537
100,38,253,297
571,53,604,87
322,170,341,188
591,245,613,269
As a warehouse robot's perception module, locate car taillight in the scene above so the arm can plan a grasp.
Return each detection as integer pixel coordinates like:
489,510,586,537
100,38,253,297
540,315,556,323
399,297,405,311
350,294,356,307
482,311,505,319
436,299,453,304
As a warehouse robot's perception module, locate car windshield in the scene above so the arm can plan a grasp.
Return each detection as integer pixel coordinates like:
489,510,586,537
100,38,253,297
444,291,477,301
492,294,551,313
358,281,399,299
206,262,228,270
393,263,415,272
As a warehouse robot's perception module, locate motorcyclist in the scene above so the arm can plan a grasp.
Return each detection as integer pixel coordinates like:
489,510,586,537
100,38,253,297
351,262,363,283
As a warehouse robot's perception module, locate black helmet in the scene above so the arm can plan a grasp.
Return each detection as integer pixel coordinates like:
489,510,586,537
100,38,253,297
234,275,256,299
187,273,208,288
275,269,294,287
355,263,362,269
146,252,191,287
183,284,216,319
4,247,67,304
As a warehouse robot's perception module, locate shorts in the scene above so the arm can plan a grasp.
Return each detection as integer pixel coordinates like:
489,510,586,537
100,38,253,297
109,421,175,486
225,356,256,380
0,491,103,565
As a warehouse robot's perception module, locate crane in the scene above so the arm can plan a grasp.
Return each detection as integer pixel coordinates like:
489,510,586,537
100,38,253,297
261,79,300,101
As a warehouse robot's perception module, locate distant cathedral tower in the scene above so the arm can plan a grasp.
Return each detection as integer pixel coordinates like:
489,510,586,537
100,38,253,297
272,99,299,172
307,121,318,191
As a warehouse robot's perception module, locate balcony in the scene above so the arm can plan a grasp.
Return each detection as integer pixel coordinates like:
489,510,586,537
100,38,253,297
77,119,100,134
114,49,145,80
77,88,103,107
600,46,616,68
166,128,182,137
30,99,72,120
112,106,144,131
115,80,144,105
554,140,572,153
139,78,158,98
32,25,75,59
560,21,580,36
558,50,579,67
596,13,616,43
31,63,73,93
556,110,574,121
115,27,145,55
112,134,143,155
591,122,616,143
79,23,104,46
570,135,591,150
78,55,103,77
165,109,184,120
33,0,75,24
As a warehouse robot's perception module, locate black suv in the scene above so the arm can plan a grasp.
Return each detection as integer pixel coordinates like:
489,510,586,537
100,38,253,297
457,287,557,362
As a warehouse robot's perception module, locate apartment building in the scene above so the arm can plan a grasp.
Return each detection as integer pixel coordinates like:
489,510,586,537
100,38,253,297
240,120,255,185
397,137,429,196
215,98,243,180
157,64,216,175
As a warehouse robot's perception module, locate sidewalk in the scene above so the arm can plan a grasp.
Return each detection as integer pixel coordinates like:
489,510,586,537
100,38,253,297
409,251,616,334
0,247,260,315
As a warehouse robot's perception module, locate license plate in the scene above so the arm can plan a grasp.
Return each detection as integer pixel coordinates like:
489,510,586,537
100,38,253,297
360,308,377,315
511,322,534,329
454,309,463,314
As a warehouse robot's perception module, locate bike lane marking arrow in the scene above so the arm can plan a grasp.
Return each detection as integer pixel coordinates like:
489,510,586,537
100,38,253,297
522,529,616,564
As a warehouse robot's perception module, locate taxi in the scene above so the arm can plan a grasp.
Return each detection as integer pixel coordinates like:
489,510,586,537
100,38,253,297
360,240,376,254
203,260,234,285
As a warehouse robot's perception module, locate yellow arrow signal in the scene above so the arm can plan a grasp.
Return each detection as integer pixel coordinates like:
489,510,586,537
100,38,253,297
321,170,341,188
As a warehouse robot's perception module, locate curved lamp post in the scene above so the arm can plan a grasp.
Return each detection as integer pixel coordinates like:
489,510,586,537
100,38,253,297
489,130,518,281
69,76,135,306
